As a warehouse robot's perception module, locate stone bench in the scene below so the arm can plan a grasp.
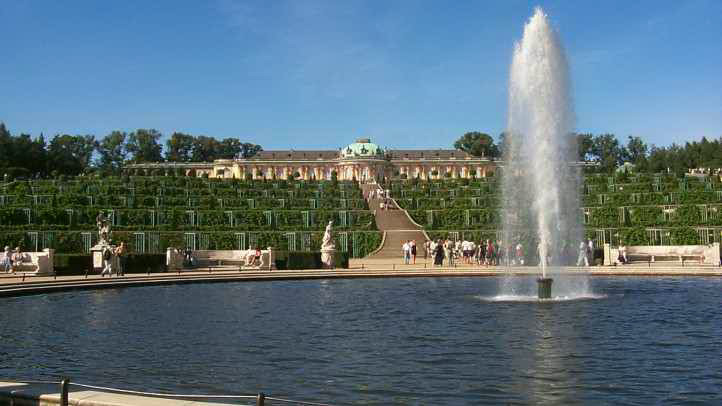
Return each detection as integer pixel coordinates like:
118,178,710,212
2,249,55,275
167,248,275,271
604,243,720,266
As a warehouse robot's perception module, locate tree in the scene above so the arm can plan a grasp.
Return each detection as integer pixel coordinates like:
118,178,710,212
453,132,498,158
576,133,594,161
218,138,242,159
590,134,623,173
165,132,195,162
47,134,97,175
0,123,11,164
126,129,163,163
191,135,220,162
622,135,648,170
96,131,127,174
238,142,263,159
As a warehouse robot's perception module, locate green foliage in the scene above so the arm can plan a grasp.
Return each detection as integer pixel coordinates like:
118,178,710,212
453,132,499,158
590,207,618,227
670,227,699,245
619,227,648,246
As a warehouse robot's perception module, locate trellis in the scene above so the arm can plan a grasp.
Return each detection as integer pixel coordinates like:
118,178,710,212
298,233,310,251
198,233,210,250
285,232,297,251
186,210,196,226
82,232,94,253
337,232,348,252
134,232,146,253
184,233,196,250
235,232,247,250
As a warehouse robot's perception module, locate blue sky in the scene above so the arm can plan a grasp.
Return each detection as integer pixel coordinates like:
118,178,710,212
2,0,721,150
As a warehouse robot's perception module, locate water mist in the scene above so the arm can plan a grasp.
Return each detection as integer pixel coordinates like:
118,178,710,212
500,7,590,299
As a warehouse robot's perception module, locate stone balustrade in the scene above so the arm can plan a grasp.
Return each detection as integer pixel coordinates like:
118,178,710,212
604,243,720,266
167,248,275,270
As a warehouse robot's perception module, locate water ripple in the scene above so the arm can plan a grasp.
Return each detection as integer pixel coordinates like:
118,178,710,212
1,277,721,405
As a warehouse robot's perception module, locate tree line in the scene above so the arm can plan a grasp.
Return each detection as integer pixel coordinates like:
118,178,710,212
0,123,262,178
454,131,722,174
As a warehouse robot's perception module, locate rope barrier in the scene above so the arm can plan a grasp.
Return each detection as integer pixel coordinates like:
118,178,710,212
68,383,257,399
265,396,335,406
3,379,337,405
1,378,61,385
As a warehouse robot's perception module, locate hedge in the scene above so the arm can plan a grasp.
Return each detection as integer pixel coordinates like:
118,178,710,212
274,251,350,270
0,230,382,258
53,254,166,276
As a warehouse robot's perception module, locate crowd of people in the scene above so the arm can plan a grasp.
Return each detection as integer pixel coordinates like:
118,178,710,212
418,239,526,267
407,238,601,267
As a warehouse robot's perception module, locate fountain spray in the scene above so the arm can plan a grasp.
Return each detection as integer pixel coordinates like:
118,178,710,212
502,7,582,299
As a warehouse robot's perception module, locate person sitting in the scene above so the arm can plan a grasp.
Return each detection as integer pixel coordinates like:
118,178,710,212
11,247,26,272
617,244,628,265
184,247,194,267
252,247,262,266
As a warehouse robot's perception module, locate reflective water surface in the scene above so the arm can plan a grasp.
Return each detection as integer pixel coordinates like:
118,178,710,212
1,277,721,405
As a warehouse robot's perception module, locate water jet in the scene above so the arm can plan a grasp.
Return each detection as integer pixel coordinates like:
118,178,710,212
501,7,590,300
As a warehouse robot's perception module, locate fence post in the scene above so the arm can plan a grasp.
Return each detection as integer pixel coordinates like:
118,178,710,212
256,392,265,406
60,377,70,406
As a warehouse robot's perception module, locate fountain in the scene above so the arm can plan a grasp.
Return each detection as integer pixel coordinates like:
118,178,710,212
502,7,589,300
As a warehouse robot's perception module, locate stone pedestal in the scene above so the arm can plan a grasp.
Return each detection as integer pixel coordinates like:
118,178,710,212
321,247,337,269
537,278,553,300
90,243,115,273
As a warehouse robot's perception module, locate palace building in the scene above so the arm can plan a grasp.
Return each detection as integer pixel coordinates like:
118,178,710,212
124,138,497,181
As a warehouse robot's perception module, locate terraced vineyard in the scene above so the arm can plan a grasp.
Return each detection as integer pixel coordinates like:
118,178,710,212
391,173,722,253
0,177,381,258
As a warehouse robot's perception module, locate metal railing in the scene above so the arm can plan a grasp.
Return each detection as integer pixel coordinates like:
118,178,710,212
1,378,335,406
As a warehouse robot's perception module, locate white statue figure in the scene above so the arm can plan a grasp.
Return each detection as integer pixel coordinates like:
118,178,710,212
321,221,335,250
97,211,111,244
321,221,336,268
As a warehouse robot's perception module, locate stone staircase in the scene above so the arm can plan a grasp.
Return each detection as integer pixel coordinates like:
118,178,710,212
361,183,428,259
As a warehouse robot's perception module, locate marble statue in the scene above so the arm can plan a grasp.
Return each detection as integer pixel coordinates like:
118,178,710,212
97,211,111,244
321,221,335,250
321,221,336,268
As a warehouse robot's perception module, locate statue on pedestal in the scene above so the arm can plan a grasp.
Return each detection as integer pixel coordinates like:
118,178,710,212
321,221,336,268
96,211,111,245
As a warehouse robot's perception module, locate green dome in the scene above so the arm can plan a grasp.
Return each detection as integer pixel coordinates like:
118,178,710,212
341,138,383,159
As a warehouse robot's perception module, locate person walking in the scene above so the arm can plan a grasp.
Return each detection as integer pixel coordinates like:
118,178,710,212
115,242,127,276
587,238,594,266
433,239,445,267
101,245,114,277
577,240,589,267
476,240,485,265
410,240,417,265
1,246,12,273
516,242,524,266
424,240,431,261
485,240,494,267
444,239,453,266
402,240,410,264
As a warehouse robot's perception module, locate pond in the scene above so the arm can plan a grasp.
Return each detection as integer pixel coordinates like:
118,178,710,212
1,276,721,405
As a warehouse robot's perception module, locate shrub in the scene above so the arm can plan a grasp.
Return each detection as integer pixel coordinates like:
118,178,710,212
286,251,322,269
125,253,166,273
53,254,92,276
274,251,349,269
